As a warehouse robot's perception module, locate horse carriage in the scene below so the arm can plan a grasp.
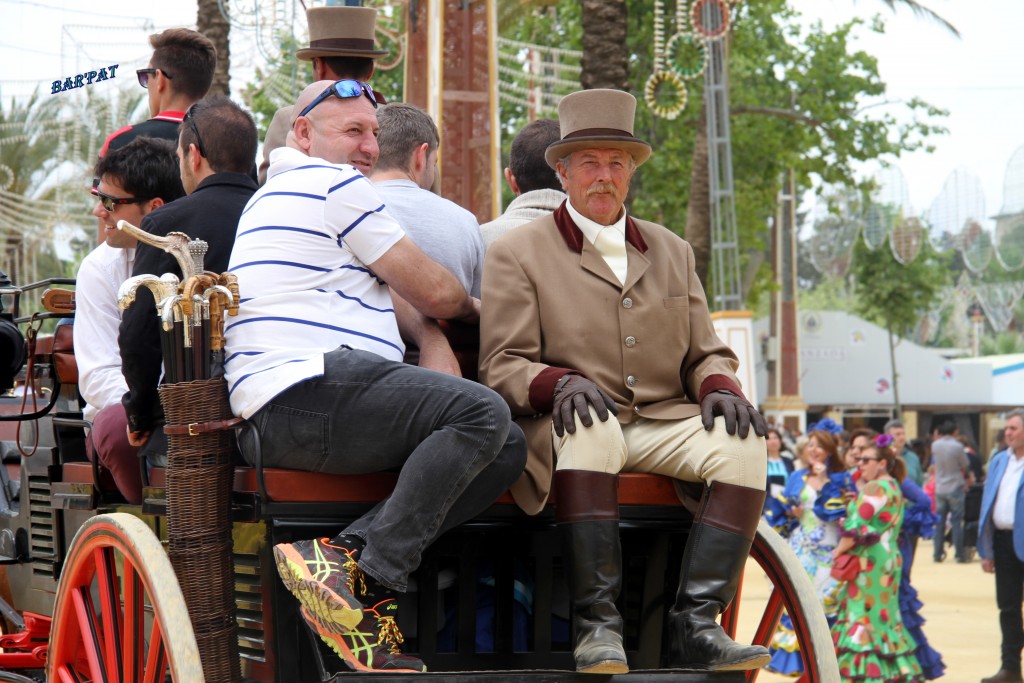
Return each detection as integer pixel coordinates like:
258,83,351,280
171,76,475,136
0,237,838,682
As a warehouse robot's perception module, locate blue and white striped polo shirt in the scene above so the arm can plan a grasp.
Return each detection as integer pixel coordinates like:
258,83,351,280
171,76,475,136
224,147,406,419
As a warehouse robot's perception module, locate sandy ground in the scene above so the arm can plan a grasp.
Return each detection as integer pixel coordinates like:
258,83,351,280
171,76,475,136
738,550,1001,682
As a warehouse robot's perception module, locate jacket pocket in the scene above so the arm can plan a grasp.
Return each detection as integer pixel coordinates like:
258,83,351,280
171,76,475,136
663,296,689,310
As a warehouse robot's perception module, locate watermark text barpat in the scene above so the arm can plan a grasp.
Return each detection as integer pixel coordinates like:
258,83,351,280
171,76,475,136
52,65,119,94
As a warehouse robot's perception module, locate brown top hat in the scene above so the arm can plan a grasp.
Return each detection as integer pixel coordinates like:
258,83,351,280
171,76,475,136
296,6,388,61
545,89,652,169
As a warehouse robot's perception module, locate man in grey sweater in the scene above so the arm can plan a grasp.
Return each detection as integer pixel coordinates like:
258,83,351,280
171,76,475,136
371,103,484,297
481,118,566,248
932,419,972,563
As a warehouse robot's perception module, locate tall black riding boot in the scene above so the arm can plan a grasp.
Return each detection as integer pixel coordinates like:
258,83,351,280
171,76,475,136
668,481,770,671
555,469,629,674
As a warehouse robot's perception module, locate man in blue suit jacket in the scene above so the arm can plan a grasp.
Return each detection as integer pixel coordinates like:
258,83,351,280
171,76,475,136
979,408,1024,683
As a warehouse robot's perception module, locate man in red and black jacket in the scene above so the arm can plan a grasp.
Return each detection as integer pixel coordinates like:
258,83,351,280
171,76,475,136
98,28,216,162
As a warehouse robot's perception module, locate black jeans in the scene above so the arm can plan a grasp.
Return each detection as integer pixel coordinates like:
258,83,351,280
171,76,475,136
241,347,526,591
995,529,1024,673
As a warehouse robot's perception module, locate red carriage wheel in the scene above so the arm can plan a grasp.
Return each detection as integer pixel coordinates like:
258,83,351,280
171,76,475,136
721,521,840,682
47,513,203,682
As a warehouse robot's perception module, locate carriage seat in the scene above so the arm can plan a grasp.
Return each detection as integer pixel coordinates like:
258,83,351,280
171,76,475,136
158,467,684,508
61,464,684,509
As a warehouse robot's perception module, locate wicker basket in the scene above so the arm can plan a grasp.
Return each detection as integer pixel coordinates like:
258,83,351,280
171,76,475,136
159,377,241,683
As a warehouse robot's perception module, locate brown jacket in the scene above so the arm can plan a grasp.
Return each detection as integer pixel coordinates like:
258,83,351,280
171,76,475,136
479,203,744,514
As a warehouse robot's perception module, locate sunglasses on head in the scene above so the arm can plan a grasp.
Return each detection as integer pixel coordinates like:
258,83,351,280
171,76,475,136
136,67,173,89
296,80,378,120
183,104,207,158
94,190,152,213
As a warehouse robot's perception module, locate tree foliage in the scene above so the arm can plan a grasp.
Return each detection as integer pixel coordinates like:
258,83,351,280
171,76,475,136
499,0,946,306
850,233,950,413
851,236,948,338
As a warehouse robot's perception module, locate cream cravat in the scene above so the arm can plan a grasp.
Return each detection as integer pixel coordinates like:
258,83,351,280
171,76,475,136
593,226,628,285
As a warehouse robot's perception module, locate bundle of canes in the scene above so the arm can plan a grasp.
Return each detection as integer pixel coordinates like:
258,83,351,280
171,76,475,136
117,220,243,682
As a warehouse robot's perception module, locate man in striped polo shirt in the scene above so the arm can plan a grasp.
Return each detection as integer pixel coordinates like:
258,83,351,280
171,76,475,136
224,80,526,673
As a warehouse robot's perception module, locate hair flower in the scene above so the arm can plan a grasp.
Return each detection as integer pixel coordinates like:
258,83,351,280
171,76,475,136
875,433,894,449
808,417,843,435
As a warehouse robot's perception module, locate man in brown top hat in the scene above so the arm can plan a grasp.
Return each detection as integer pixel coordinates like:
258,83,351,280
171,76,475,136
258,5,388,184
480,88,769,674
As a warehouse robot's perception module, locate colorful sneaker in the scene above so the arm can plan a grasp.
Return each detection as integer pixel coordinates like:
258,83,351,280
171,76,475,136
274,537,366,633
300,600,426,673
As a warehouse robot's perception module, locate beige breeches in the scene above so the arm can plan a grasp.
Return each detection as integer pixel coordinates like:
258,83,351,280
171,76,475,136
552,411,767,491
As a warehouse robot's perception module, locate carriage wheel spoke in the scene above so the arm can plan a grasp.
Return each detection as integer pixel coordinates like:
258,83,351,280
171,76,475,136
142,618,168,683
95,546,125,683
71,585,108,682
56,665,86,683
122,561,145,683
752,588,785,648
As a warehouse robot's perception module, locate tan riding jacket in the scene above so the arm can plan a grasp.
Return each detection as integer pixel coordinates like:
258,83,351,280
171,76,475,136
479,203,744,514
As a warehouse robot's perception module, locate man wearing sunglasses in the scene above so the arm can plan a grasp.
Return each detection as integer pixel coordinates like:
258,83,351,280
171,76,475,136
98,28,216,161
258,5,388,185
118,96,258,459
75,138,185,504
226,80,526,673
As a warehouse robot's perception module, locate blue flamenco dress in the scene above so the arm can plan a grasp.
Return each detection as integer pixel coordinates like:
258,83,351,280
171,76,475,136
765,469,845,675
899,479,946,679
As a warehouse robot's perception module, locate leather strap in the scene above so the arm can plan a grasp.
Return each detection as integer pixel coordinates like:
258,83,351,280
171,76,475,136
164,416,244,436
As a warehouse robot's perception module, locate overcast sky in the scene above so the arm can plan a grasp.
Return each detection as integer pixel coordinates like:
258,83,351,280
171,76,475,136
790,0,1024,221
2,0,1021,221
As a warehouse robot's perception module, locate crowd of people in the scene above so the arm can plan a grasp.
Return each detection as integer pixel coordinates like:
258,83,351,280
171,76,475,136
761,412,1024,682
63,5,1024,681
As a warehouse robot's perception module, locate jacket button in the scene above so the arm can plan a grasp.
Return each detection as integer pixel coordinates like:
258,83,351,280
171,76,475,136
626,375,637,387
625,335,636,347
622,297,633,309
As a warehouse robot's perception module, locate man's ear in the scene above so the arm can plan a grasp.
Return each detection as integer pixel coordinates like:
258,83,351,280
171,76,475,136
292,117,314,152
504,167,520,196
554,161,569,191
147,197,166,212
187,144,203,173
413,142,430,173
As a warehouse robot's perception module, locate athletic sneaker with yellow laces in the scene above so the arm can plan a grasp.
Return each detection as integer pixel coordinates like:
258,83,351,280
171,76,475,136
301,598,426,673
273,536,366,633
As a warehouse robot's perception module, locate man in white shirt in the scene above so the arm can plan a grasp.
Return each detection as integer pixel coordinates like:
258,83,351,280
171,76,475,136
979,409,1024,683
227,80,525,673
75,137,184,503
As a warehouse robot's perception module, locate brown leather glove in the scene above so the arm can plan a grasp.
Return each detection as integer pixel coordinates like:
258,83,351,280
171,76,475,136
552,374,619,437
700,389,767,439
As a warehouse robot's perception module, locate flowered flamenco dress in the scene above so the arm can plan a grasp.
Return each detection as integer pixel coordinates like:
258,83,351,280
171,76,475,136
834,478,924,682
766,470,843,675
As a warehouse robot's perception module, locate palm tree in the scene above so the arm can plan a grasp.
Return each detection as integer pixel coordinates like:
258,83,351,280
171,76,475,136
580,0,629,90
0,85,144,287
198,0,231,96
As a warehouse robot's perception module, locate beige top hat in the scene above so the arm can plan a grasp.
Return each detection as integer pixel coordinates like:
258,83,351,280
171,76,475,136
545,89,652,169
296,6,388,61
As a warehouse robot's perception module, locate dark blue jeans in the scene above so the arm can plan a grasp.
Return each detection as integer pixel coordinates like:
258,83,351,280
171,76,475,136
241,347,526,592
934,488,966,561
